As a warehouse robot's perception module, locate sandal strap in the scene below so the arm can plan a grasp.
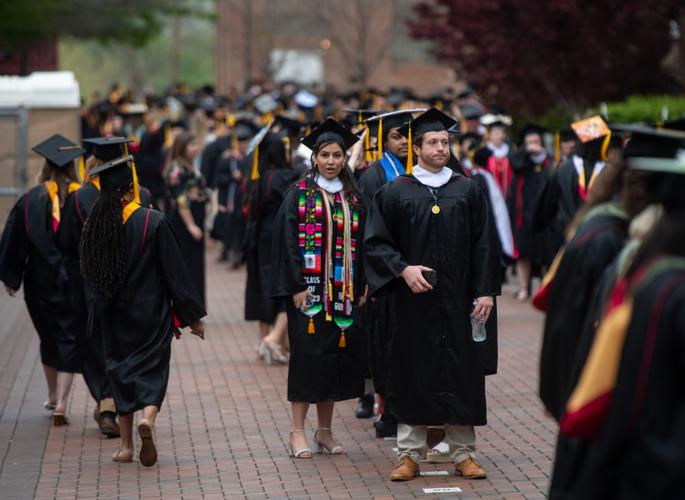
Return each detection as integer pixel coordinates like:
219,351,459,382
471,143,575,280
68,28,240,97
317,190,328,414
293,447,312,458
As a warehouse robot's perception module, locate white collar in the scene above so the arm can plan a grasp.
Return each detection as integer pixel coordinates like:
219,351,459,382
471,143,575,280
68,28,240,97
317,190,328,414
487,142,510,158
412,165,453,188
572,155,605,173
315,175,343,193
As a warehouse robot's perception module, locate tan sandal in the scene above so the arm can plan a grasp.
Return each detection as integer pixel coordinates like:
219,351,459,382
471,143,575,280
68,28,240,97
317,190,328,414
138,421,158,467
313,428,345,455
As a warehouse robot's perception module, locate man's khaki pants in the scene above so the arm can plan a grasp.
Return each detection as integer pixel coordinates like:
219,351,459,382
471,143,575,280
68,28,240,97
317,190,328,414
397,423,476,465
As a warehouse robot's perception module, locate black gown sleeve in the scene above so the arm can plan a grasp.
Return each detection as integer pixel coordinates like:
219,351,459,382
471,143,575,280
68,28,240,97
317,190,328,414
363,186,409,296
468,181,502,298
270,187,307,298
0,196,29,290
156,216,207,326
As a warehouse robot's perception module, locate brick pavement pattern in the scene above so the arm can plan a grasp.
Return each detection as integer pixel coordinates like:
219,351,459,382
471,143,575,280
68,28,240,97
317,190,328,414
0,251,556,499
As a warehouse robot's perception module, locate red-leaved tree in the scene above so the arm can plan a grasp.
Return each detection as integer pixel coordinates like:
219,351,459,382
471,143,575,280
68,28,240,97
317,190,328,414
410,0,684,116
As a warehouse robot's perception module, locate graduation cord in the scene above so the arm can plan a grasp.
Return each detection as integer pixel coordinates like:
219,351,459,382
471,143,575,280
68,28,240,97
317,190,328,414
429,186,442,214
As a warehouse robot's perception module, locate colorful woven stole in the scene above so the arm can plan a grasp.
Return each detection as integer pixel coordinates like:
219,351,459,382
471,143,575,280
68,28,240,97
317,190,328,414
297,179,359,347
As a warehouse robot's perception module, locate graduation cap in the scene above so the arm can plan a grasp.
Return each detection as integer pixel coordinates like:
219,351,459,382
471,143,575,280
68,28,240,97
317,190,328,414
366,109,424,157
246,120,275,181
397,107,458,174
460,103,485,120
32,134,86,169
457,86,475,100
301,117,359,152
472,147,492,168
232,118,259,141
459,132,483,150
82,136,132,162
273,115,306,138
519,124,546,145
88,154,142,205
612,124,685,175
571,115,612,160
480,113,512,129
559,128,577,142
119,103,148,115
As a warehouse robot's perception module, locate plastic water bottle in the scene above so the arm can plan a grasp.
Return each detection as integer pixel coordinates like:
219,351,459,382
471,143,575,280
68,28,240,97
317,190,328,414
471,300,487,342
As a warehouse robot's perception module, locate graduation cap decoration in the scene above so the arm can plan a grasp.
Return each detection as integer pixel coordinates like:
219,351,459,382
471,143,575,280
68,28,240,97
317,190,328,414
480,113,512,129
612,124,685,175
571,115,612,160
32,134,86,169
82,136,132,162
366,109,425,159
397,107,459,174
301,117,359,152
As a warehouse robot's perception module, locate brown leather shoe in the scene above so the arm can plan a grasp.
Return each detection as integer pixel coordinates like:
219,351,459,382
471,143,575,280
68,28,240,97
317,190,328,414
455,457,487,479
390,456,419,481
99,414,121,438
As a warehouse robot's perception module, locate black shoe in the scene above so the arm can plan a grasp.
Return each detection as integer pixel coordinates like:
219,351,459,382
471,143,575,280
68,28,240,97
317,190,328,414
374,418,397,438
355,394,374,419
99,411,121,438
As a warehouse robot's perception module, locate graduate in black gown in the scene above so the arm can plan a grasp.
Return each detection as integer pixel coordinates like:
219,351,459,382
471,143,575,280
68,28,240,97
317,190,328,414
165,132,209,308
80,155,205,466
506,125,554,300
244,126,300,363
0,134,84,426
212,119,255,266
536,156,650,421
364,109,501,481
271,119,366,458
357,110,417,431
550,126,685,499
59,136,153,438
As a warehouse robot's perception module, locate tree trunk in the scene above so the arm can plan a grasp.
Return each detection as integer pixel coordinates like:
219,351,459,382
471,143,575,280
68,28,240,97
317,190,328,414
170,17,181,85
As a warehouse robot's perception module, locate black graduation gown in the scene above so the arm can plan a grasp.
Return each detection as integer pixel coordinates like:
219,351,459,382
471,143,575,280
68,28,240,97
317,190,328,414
507,149,553,264
538,204,629,420
135,128,167,206
568,264,685,499
200,135,231,189
364,174,501,425
94,208,205,415
166,166,208,308
0,185,80,372
548,253,625,499
244,168,299,323
271,183,366,403
212,156,247,252
357,161,388,207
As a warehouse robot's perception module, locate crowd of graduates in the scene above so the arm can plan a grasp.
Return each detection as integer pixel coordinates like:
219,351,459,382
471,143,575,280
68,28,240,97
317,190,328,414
1,78,685,496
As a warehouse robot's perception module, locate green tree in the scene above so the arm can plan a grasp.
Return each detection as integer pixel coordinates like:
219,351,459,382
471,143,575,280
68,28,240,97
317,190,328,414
0,0,198,74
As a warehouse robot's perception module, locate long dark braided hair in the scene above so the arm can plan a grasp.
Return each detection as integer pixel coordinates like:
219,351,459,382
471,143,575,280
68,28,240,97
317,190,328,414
79,182,128,298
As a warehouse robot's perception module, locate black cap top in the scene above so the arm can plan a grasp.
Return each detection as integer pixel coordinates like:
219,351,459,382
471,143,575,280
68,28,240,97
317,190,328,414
472,147,492,168
397,107,458,138
366,109,422,132
519,124,546,144
32,134,86,168
301,117,359,151
273,115,306,137
232,119,259,141
615,125,685,174
89,155,134,191
82,136,132,161
559,128,577,142
460,103,485,120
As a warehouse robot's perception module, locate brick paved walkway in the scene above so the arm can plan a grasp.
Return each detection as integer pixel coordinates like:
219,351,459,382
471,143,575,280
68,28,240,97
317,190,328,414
0,247,556,499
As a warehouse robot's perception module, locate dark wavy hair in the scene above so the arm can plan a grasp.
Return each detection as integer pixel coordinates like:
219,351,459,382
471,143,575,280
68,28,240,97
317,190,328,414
309,140,363,207
79,182,129,298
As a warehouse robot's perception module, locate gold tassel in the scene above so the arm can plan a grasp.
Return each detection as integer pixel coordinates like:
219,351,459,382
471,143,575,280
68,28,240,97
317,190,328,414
364,124,373,162
226,114,236,127
250,146,260,180
406,124,414,174
554,131,560,164
79,156,86,183
338,331,346,348
163,122,173,149
308,318,315,334
600,131,611,162
377,117,383,158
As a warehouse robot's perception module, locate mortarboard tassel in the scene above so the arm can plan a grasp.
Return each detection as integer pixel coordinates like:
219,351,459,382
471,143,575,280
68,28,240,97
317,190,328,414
124,144,141,205
250,145,260,181
338,331,346,348
226,114,237,127
364,124,373,162
405,124,414,174
600,131,611,162
554,131,561,164
377,117,383,158
79,156,86,183
308,318,315,334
